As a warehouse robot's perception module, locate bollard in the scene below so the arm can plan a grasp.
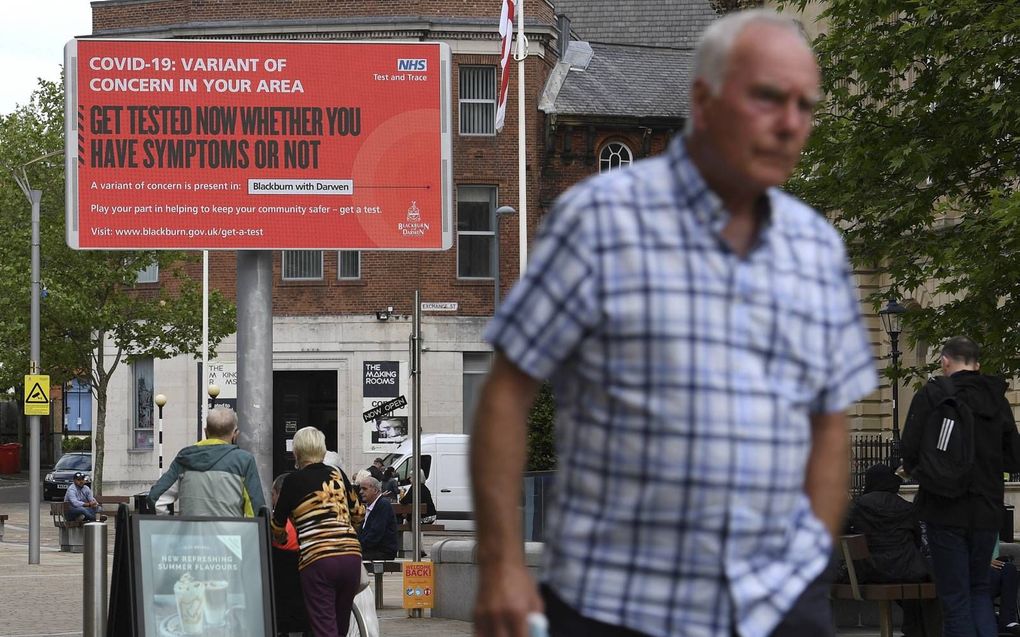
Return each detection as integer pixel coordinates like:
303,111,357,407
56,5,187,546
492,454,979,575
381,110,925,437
83,521,108,637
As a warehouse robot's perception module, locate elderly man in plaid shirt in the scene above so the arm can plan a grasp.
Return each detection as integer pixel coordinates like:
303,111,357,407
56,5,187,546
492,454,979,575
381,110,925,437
470,8,877,637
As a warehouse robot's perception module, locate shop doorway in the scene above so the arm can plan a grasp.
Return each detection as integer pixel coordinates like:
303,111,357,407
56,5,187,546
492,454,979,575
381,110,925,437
273,371,337,478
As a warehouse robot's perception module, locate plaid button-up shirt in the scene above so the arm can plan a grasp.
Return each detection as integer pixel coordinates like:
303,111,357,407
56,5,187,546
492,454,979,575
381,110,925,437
485,137,877,637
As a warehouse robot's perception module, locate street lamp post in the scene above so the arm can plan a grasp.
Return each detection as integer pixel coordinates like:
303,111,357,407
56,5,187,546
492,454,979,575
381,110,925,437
493,205,516,313
879,300,907,462
8,148,62,564
154,394,167,474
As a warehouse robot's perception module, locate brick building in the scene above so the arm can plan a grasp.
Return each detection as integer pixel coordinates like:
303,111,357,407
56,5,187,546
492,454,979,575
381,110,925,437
84,1,885,496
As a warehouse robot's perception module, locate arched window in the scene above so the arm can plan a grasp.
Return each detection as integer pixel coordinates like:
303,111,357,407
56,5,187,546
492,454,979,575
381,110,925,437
599,141,633,173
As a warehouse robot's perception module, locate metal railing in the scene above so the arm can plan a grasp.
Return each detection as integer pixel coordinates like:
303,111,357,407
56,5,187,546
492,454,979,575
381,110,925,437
849,432,1020,498
849,433,898,497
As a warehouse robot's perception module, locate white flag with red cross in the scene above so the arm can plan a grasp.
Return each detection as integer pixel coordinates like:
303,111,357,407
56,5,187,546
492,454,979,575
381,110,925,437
496,0,516,132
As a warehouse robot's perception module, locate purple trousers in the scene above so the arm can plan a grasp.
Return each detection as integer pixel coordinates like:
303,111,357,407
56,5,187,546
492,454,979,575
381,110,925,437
298,554,362,637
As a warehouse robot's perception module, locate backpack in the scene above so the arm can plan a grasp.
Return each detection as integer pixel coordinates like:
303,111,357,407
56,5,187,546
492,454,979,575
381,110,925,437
912,376,976,499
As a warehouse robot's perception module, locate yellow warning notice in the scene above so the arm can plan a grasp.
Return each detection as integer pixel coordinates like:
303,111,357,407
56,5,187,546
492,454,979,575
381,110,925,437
402,560,434,609
24,374,50,416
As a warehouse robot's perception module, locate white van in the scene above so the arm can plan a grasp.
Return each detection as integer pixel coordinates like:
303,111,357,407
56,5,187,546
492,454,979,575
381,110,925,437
380,434,472,530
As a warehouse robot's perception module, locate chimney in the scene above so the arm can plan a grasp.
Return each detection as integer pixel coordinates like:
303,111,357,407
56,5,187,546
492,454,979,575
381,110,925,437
557,14,571,60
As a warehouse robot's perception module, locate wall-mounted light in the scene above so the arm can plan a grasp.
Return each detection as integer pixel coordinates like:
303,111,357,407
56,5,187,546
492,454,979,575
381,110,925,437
376,306,394,321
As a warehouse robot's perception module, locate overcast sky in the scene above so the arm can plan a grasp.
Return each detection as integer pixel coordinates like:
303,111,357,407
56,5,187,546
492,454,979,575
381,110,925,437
0,1,93,115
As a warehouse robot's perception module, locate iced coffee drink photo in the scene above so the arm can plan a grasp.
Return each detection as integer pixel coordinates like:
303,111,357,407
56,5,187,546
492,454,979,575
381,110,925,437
173,573,206,635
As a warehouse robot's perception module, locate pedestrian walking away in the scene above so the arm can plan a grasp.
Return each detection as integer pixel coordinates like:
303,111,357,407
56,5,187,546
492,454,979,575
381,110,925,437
901,335,1020,637
470,8,877,637
272,426,365,637
146,405,265,516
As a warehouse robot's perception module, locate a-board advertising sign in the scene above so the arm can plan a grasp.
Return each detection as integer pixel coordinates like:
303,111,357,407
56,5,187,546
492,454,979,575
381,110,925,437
362,360,408,453
132,515,274,636
402,561,435,609
64,39,452,250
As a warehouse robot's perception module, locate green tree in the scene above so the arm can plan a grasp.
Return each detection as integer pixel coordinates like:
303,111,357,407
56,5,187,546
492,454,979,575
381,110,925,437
0,79,236,493
526,382,556,471
781,1,1020,377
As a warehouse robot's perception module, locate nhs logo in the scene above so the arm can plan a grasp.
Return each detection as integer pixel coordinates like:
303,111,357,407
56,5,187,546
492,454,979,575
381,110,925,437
397,59,428,72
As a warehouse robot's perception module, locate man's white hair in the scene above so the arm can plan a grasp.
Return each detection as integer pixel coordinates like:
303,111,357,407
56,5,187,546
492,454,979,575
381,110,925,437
684,9,812,135
691,8,810,95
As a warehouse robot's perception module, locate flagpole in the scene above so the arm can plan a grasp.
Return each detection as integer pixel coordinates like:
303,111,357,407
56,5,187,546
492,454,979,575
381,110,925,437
515,0,528,275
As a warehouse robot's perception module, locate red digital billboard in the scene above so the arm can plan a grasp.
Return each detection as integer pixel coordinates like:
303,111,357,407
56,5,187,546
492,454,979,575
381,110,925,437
64,39,452,250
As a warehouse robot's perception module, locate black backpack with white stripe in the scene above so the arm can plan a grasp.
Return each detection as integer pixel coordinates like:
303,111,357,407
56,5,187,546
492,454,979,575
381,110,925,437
913,376,976,499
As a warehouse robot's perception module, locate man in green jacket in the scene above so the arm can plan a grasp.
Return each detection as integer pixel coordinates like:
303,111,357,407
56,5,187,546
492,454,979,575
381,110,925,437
147,406,265,516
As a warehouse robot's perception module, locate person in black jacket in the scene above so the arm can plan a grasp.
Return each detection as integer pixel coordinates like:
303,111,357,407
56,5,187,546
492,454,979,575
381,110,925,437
849,464,930,583
357,476,399,560
848,463,930,637
901,336,1020,637
399,470,437,524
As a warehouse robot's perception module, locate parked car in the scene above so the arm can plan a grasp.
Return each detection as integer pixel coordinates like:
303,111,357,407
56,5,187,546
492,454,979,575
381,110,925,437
43,452,92,501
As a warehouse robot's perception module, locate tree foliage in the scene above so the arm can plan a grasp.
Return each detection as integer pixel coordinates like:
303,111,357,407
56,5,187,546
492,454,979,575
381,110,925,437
526,382,557,471
781,0,1020,377
0,79,236,492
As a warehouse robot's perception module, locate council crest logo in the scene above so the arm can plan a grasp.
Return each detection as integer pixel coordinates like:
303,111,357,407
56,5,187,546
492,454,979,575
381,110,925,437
398,200,429,237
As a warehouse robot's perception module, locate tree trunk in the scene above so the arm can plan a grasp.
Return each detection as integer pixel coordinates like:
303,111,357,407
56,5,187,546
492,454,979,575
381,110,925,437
94,378,108,497
93,331,107,497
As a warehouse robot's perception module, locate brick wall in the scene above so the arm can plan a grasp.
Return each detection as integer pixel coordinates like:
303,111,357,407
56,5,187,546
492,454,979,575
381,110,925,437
95,0,562,317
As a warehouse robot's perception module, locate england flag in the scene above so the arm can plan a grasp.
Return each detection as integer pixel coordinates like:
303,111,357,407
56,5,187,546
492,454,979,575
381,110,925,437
496,0,516,132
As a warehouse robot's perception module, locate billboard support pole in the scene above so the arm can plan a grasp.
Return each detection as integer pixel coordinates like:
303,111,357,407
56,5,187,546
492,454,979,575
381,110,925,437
236,251,273,508
201,250,209,440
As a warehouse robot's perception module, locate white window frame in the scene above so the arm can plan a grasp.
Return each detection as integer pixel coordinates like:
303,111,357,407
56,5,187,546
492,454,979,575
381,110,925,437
459,66,497,136
282,250,323,280
599,141,633,174
457,186,497,279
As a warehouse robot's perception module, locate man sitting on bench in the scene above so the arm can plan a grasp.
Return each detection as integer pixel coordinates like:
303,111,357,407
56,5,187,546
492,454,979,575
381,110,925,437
65,472,105,522
358,476,398,560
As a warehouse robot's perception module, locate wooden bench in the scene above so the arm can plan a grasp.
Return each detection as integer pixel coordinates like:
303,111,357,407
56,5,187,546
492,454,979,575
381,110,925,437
832,534,940,637
50,496,130,552
363,559,403,609
0,514,7,541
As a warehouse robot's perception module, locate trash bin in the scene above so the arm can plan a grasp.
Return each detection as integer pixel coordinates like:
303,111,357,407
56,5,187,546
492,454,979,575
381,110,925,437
0,443,22,474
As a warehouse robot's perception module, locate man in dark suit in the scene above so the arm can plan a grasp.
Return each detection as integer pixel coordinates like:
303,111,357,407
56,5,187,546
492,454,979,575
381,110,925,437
358,475,398,560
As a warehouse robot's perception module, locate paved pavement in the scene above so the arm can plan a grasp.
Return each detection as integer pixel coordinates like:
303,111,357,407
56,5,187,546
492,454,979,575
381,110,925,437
0,470,894,636
0,470,470,636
